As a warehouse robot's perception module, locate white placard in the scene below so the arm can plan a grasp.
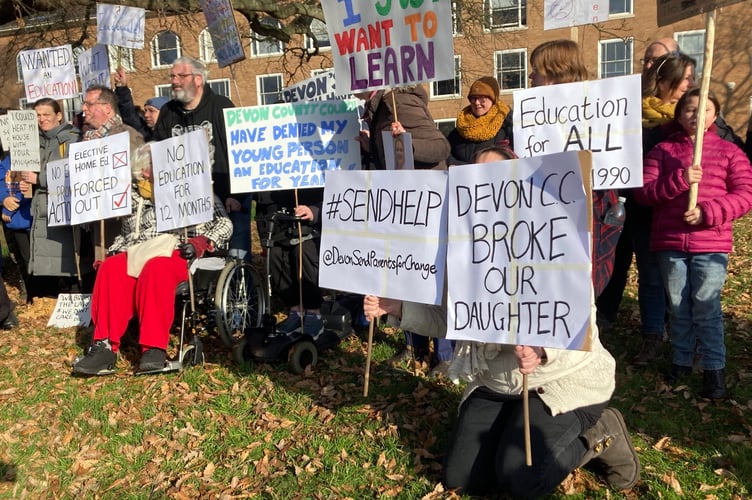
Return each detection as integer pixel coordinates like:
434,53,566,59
319,169,447,305
282,70,339,103
46,158,71,227
96,3,145,49
8,110,41,172
151,130,214,232
47,293,92,328
447,151,593,350
18,44,78,101
513,74,643,190
0,114,10,151
224,99,362,193
69,132,132,225
544,0,610,30
78,44,111,91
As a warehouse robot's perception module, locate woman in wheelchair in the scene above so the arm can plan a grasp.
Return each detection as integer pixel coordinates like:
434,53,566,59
72,144,233,376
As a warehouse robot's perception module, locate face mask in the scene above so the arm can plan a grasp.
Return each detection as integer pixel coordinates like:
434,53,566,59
137,178,153,201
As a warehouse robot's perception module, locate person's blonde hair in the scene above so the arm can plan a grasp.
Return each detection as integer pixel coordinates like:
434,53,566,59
530,40,588,84
131,143,152,181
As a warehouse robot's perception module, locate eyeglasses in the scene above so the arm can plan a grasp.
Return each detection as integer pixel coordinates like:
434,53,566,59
469,96,491,103
169,73,196,81
82,100,106,108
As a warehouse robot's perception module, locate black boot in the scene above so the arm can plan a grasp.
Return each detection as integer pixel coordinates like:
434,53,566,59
665,363,691,385
579,408,640,490
701,369,727,400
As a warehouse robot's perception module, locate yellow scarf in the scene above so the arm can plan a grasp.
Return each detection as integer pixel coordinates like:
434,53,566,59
642,97,676,129
137,179,153,201
456,100,511,142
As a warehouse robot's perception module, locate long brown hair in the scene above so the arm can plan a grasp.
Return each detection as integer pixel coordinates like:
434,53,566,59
530,40,588,84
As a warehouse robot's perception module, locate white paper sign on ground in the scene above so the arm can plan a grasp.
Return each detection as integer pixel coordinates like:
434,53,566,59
8,110,41,172
96,3,145,49
78,44,111,91
319,169,447,305
447,151,593,350
69,131,132,225
46,158,71,227
513,74,642,190
18,44,79,101
47,293,92,328
151,130,214,232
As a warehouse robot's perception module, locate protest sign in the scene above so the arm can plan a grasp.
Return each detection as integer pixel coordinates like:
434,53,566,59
447,151,594,350
0,114,10,151
68,131,132,225
47,293,92,328
46,158,71,227
543,0,609,30
513,74,642,190
78,44,111,90
282,70,339,103
151,130,214,232
200,0,246,67
657,0,744,26
96,3,145,49
18,45,78,101
224,99,361,193
319,169,447,305
8,110,41,172
320,0,455,94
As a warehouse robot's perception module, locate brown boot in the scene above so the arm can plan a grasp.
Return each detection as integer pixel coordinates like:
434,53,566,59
579,407,640,490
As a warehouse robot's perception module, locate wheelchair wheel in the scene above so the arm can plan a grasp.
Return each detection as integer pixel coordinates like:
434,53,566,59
215,260,268,348
288,340,317,374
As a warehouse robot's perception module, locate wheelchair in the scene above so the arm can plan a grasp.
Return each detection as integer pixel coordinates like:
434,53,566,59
139,253,268,374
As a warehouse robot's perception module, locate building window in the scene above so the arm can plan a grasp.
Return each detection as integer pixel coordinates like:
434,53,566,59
496,49,527,91
156,84,172,98
436,119,456,137
305,19,331,51
609,0,632,16
676,30,705,76
151,30,181,68
208,79,231,99
485,0,527,30
108,46,135,72
258,74,283,104
452,1,463,35
199,29,217,64
252,18,284,57
599,39,633,78
432,55,461,98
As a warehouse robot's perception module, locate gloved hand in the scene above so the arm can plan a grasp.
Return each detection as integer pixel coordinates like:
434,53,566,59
179,235,213,260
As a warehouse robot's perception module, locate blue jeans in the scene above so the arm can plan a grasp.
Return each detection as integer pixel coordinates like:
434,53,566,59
632,226,666,336
228,209,251,262
405,331,455,362
657,251,728,370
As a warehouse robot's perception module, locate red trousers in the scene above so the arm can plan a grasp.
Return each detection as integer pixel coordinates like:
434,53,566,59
91,251,188,352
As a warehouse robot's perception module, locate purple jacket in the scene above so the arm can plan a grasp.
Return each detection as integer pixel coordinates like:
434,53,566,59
635,129,752,253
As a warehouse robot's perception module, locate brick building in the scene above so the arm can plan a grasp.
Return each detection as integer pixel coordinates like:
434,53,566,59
0,0,750,135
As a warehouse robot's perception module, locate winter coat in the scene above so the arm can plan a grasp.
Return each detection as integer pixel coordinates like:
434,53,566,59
365,85,450,170
635,129,752,253
152,85,235,201
0,154,32,231
115,86,153,141
28,123,80,276
447,105,514,165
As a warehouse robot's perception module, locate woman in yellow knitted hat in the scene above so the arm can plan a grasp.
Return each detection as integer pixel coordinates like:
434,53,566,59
447,76,513,165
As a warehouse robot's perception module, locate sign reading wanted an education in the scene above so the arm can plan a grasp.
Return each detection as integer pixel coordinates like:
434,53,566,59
18,44,78,101
447,151,594,350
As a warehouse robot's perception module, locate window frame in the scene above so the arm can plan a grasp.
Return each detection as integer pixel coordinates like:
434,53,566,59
484,0,527,31
598,38,634,79
431,55,462,99
305,19,331,52
676,30,706,76
608,0,633,17
199,29,218,64
151,30,182,69
257,73,283,105
495,48,528,92
108,46,135,72
252,19,285,57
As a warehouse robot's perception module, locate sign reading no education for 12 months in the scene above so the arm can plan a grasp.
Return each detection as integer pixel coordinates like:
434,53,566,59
151,130,214,232
68,131,132,225
447,151,593,351
319,169,447,306
224,99,362,193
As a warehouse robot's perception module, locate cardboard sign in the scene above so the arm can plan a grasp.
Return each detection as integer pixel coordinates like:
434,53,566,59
8,110,41,172
68,131,132,225
151,130,214,232
544,0,609,30
0,114,11,151
513,74,642,190
282,70,339,103
224,99,362,193
18,45,79,101
47,293,92,328
200,0,246,67
96,3,145,49
78,44,112,91
657,0,745,26
46,158,71,227
446,151,594,350
320,0,455,94
319,169,447,305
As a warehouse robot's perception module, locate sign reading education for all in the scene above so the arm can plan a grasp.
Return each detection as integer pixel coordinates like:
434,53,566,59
319,169,447,305
18,44,78,101
200,0,246,67
447,151,593,350
68,131,132,225
224,99,361,193
151,130,214,232
96,3,145,49
8,110,41,172
46,158,71,227
513,74,642,190
320,0,455,95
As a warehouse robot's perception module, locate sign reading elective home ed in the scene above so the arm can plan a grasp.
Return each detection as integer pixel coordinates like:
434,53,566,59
513,74,642,190
447,151,594,351
68,131,132,225
224,99,361,193
150,130,214,232
319,169,447,306
46,158,71,227
320,0,455,95
18,45,78,101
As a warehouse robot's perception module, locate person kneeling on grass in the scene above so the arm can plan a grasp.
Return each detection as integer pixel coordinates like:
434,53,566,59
72,144,232,376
